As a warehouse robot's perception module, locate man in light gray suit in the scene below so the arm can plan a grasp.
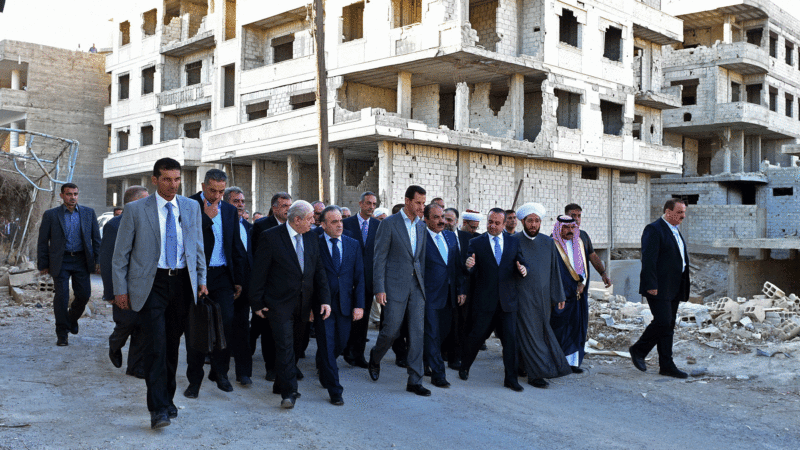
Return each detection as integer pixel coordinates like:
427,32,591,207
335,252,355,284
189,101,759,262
368,185,430,396
112,157,207,430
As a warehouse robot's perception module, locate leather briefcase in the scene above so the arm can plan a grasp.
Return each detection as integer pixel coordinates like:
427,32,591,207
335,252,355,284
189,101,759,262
188,295,227,353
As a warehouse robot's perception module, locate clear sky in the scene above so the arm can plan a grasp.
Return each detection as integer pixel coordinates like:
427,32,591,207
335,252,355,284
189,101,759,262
1,0,800,52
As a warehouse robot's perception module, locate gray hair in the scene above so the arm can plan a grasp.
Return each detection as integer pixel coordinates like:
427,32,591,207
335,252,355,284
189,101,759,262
311,200,325,208
287,200,313,223
341,207,351,214
320,205,342,223
204,168,228,184
123,185,149,204
360,191,378,202
223,186,244,203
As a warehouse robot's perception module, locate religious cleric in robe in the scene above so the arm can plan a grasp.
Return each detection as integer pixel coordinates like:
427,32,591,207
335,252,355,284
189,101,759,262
550,215,589,374
514,203,572,388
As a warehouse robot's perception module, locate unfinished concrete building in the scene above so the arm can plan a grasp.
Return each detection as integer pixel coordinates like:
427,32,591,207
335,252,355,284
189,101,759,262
104,0,684,297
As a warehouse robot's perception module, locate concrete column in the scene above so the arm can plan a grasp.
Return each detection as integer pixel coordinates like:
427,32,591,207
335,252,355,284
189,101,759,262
251,160,265,214
730,130,744,173
397,71,412,119
287,155,301,200
456,149,470,214
378,141,394,206
728,247,739,300
454,82,470,131
121,179,131,198
509,74,525,140
513,157,525,208
139,176,150,191
10,70,20,90
762,82,768,106
9,121,21,150
329,147,344,206
723,15,733,44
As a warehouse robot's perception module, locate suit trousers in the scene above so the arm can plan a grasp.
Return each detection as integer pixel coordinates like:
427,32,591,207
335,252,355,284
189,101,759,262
461,305,518,384
231,294,252,378
249,314,276,371
344,288,373,359
109,304,144,372
186,266,235,384
52,253,91,336
314,307,351,397
370,282,425,385
631,281,685,368
138,269,191,414
269,302,308,398
424,305,453,382
442,301,469,364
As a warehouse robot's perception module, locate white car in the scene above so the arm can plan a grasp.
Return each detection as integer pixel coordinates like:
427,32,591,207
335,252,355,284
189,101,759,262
97,212,115,238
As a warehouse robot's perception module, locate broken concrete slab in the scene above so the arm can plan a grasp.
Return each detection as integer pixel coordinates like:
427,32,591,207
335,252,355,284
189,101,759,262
8,270,37,287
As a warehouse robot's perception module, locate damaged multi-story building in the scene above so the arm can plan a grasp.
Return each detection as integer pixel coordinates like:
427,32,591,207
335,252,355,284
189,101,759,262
103,0,684,299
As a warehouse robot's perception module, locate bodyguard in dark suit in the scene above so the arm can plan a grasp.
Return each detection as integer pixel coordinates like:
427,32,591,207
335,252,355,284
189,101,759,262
422,204,464,388
342,191,380,368
37,182,101,346
184,169,246,398
459,208,528,392
630,199,690,379
101,185,149,375
315,206,365,405
250,200,331,409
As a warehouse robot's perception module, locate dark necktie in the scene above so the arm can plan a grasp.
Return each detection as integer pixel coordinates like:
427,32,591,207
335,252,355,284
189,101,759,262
165,203,177,269
331,237,341,271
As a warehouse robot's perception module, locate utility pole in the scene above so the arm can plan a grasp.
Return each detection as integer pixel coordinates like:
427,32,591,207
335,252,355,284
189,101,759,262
313,0,330,204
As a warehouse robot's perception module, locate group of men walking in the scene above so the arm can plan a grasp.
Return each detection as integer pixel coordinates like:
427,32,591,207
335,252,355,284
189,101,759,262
36,157,692,429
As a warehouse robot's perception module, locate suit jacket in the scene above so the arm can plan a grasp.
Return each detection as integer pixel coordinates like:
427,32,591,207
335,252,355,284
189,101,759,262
37,204,101,275
343,215,380,296
251,215,280,254
112,194,207,312
249,223,330,322
189,192,246,288
466,233,527,313
639,218,690,302
373,211,426,301
99,215,123,301
424,230,464,310
318,233,365,316
238,218,253,298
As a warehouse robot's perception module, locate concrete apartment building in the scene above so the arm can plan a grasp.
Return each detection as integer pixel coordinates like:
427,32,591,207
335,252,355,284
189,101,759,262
103,0,684,289
0,40,110,212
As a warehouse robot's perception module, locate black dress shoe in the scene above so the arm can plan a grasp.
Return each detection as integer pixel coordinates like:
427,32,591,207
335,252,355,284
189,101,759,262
183,384,200,399
265,370,277,382
448,360,462,370
629,346,647,372
431,378,451,388
330,394,344,406
167,404,178,419
150,411,170,429
208,370,218,382
295,368,304,380
281,393,299,409
458,369,469,381
69,322,79,335
215,377,234,392
424,366,432,377
237,376,253,386
529,378,549,389
109,348,123,368
57,335,68,346
659,367,688,379
368,357,380,381
570,366,584,374
395,359,409,369
406,384,432,396
518,366,528,377
504,380,525,392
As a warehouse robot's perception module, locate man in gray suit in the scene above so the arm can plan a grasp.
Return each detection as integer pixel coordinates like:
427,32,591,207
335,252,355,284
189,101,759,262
368,185,430,396
112,157,207,430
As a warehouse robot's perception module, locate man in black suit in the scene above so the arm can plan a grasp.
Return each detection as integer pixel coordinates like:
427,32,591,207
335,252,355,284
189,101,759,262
459,208,528,392
342,191,380,368
250,192,292,381
101,185,149,375
224,186,254,386
37,182,101,346
442,207,478,370
630,199,690,379
250,200,331,409
184,169,247,398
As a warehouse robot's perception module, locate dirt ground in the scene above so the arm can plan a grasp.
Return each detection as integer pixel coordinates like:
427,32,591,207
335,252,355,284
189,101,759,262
1,276,800,450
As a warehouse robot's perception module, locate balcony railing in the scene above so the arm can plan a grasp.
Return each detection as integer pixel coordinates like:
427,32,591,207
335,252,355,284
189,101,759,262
158,84,212,114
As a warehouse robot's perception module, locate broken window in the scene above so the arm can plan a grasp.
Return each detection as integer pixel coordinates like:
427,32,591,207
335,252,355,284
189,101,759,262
786,93,794,117
600,100,624,136
773,187,793,196
186,61,202,86
225,0,237,41
392,0,422,28
673,194,699,205
769,86,777,112
619,171,637,184
746,84,762,104
770,33,777,58
746,28,762,46
246,101,269,121
291,92,316,110
439,91,455,130
671,79,698,106
581,166,598,180
787,41,795,65
118,74,130,100
559,9,580,48
731,82,741,102
143,9,157,36
117,130,129,151
632,115,643,140
184,121,202,138
555,89,580,129
742,185,756,205
343,2,365,42
272,35,295,64
603,26,623,62
140,125,154,147
223,64,235,108
142,66,155,95
120,21,131,46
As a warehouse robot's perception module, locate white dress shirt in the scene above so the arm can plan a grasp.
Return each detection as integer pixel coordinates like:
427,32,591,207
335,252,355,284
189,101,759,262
156,192,186,269
662,217,686,271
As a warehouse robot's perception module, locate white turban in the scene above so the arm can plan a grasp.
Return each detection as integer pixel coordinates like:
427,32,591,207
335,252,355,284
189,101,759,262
462,211,482,222
373,207,389,218
516,202,546,221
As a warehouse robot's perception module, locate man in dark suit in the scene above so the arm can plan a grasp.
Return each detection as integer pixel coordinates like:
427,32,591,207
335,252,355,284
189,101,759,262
315,205,364,405
184,169,246,398
342,191,380,368
250,191,292,381
459,208,528,392
37,182,101,346
224,186,254,386
630,199,690,379
422,204,464,388
101,185,149,376
250,200,331,409
442,207,478,370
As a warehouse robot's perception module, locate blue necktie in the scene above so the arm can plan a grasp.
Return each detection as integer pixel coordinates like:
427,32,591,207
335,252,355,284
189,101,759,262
361,219,369,244
436,234,448,262
295,235,304,273
331,237,341,271
493,236,502,265
165,203,177,269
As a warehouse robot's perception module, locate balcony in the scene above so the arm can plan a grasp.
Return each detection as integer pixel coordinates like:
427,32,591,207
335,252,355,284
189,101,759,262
158,84,212,115
664,102,800,140
104,138,202,178
0,88,29,109
635,85,682,110
161,30,215,57
664,42,769,75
